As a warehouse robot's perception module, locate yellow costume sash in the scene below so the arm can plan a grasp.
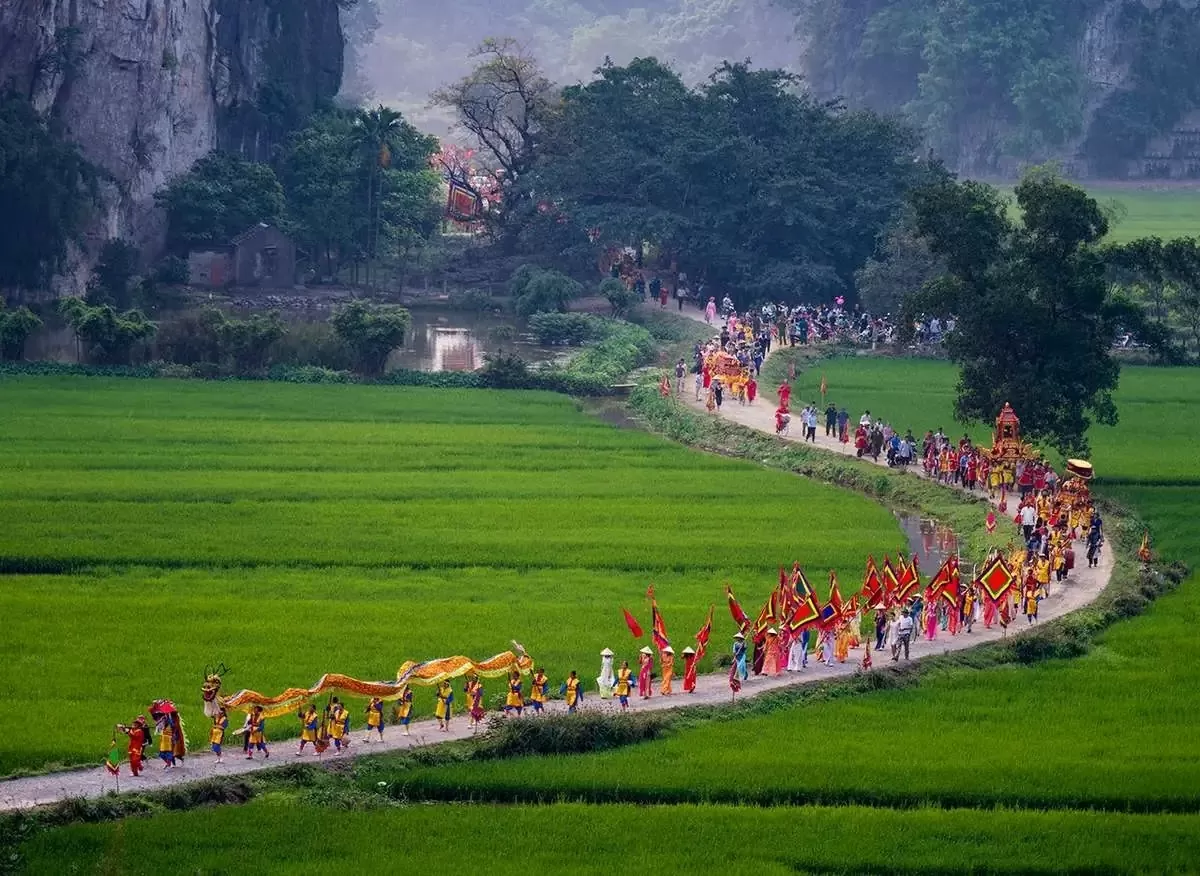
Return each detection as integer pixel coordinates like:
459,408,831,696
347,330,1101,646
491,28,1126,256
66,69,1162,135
222,650,533,719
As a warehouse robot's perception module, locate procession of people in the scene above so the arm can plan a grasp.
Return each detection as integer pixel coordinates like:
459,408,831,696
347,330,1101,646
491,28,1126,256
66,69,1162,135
103,298,1108,780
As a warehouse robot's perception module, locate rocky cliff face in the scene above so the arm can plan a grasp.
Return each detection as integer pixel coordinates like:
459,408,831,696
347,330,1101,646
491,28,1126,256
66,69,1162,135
0,0,343,291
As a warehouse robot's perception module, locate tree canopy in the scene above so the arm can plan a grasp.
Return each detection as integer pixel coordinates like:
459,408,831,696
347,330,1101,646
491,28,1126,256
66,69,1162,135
908,169,1148,455
519,58,927,303
156,153,286,252
0,91,97,292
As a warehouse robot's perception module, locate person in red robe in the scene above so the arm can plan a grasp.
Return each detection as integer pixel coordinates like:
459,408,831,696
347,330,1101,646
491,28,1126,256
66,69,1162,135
682,646,698,693
117,716,148,776
637,646,653,699
702,364,712,390
746,377,757,404
777,381,792,411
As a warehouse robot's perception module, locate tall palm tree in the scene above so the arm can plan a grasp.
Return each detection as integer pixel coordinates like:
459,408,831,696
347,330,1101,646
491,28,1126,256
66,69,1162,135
351,106,406,288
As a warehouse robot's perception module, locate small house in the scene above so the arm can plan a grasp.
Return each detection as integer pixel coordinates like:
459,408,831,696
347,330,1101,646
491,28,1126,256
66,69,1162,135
187,224,297,289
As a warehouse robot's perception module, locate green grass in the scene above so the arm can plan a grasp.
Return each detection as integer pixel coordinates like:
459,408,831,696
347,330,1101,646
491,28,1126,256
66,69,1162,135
19,799,1200,875
0,376,902,774
999,184,1200,244
783,358,1200,483
376,363,1200,812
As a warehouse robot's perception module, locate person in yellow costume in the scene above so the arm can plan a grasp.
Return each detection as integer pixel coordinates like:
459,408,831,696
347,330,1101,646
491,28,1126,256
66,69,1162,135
1035,555,1051,594
435,680,454,731
364,697,384,744
615,660,633,712
659,646,675,695
329,698,348,755
209,707,228,765
245,705,269,759
297,704,319,756
529,668,549,715
565,670,582,713
392,685,413,736
157,715,176,769
834,623,852,662
504,670,525,716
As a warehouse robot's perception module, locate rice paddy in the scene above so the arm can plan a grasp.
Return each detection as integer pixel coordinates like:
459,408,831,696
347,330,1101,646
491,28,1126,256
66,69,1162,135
6,357,1199,873
0,376,900,774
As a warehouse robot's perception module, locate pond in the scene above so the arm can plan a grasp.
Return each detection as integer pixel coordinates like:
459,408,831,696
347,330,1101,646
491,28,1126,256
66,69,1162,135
895,512,961,575
23,305,560,373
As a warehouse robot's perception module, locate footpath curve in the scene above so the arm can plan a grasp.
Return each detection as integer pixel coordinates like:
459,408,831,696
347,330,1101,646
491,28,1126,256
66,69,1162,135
0,331,1114,812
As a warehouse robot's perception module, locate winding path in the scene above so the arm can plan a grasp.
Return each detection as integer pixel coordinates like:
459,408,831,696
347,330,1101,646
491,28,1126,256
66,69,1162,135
0,323,1114,812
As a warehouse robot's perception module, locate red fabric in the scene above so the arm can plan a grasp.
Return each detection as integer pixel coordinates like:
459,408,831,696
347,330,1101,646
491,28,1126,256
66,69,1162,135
725,585,750,630
622,608,644,639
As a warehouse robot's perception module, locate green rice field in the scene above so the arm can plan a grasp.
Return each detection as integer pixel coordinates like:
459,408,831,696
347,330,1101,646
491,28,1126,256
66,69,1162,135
380,360,1200,813
1000,184,1200,244
6,359,1200,874
20,800,1200,875
0,376,902,774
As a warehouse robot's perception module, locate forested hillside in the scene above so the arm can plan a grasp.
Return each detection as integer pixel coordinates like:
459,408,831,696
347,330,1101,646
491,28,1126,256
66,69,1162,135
349,0,1200,178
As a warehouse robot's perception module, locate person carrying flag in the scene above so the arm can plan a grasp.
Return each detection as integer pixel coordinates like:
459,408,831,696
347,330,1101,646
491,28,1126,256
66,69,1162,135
393,685,413,736
435,680,454,731
659,646,675,695
732,632,748,680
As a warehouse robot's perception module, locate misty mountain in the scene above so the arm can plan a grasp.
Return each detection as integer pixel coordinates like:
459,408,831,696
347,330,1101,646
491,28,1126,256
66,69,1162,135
351,0,801,135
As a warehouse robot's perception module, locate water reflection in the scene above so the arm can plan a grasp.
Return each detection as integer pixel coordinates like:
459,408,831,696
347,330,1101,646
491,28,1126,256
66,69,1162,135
895,513,960,573
22,306,557,373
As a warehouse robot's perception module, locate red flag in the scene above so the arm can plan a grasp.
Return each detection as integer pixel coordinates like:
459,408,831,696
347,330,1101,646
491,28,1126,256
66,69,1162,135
894,555,920,604
976,555,1016,603
622,608,644,639
819,570,844,629
754,588,779,640
786,567,821,632
861,555,884,610
650,591,671,652
725,584,750,631
881,555,900,605
937,556,961,609
694,604,714,661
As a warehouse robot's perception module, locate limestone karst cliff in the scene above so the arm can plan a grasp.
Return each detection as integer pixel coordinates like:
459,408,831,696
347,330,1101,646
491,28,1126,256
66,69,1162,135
0,0,343,288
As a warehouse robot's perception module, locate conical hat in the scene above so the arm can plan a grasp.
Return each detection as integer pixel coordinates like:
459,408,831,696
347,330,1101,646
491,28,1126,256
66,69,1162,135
767,626,778,635
600,648,613,656
639,646,653,654
733,631,746,639
681,646,696,655
662,645,674,654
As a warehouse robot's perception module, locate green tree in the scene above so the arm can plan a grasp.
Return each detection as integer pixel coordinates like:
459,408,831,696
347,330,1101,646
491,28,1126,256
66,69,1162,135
509,265,582,315
88,239,141,309
600,277,638,317
156,153,285,252
277,112,362,280
909,169,1142,455
0,304,43,360
59,297,156,365
0,90,97,291
346,106,441,287
855,210,948,318
330,300,411,375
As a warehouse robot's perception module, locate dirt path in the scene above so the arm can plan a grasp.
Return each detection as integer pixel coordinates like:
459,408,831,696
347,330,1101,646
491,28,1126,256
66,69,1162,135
0,328,1114,813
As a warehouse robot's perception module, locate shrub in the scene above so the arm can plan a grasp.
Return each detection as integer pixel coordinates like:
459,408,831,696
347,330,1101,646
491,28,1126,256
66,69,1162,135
265,364,352,383
269,320,353,370
479,352,532,388
527,312,606,345
0,304,42,360
600,276,639,317
509,265,582,315
59,297,156,365
87,239,141,309
155,255,190,285
330,300,411,375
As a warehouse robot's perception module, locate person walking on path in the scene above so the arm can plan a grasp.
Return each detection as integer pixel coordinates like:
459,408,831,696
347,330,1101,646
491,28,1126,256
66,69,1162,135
638,646,654,699
825,403,837,437
674,358,687,394
894,610,914,661
704,297,717,324
732,632,749,680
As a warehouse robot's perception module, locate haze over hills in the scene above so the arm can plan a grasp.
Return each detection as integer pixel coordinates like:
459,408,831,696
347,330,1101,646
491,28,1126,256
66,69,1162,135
351,0,802,136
